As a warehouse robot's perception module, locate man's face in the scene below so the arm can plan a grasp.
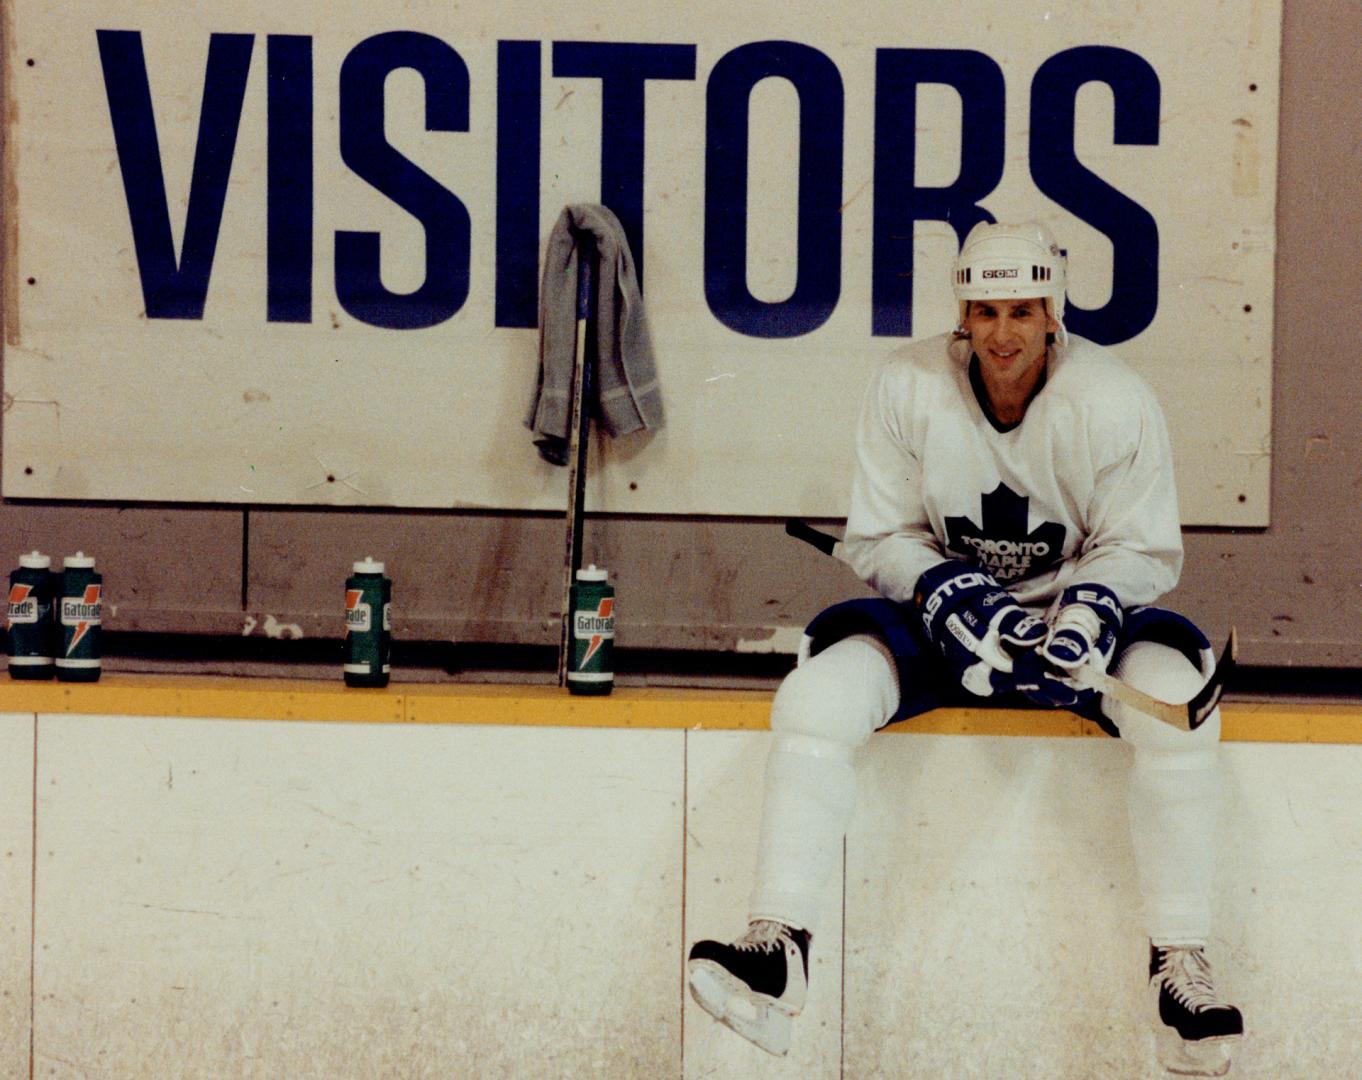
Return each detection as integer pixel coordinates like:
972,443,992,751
963,298,1058,396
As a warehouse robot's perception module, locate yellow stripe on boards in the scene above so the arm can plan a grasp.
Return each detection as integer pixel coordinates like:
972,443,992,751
0,675,405,724
0,674,1357,743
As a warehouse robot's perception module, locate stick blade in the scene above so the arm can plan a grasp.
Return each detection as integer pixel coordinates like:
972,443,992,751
1186,627,1237,731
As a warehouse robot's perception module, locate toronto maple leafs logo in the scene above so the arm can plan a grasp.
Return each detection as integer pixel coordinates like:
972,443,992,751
945,483,1065,584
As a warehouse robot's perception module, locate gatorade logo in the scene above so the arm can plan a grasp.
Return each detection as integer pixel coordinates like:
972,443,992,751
345,589,371,633
7,584,38,627
574,597,615,668
61,585,102,654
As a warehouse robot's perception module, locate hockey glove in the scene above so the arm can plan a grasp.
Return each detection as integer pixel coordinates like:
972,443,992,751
1014,584,1122,710
914,560,1047,698
1041,584,1122,671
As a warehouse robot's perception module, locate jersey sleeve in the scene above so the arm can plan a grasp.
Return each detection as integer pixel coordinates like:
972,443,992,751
840,361,947,603
1068,381,1183,606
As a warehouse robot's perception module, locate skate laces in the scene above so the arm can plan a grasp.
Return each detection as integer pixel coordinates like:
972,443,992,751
736,920,790,953
1156,947,1224,1012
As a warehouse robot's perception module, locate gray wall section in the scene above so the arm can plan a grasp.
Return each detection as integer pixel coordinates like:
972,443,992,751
2,2,1359,670
1164,0,1362,666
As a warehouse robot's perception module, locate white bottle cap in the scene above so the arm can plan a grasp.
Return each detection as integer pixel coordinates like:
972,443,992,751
63,551,96,569
352,556,385,574
575,563,608,582
18,550,51,570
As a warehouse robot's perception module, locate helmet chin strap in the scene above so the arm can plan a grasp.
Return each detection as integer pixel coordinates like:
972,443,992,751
1046,297,1070,347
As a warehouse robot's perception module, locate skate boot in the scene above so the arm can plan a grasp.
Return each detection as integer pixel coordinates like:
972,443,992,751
687,920,810,1056
1149,943,1244,1076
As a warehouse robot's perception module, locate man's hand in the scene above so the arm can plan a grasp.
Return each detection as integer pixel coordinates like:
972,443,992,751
1041,583,1122,671
1014,584,1122,709
914,561,1047,697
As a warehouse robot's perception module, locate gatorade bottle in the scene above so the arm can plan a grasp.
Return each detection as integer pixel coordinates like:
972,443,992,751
56,552,102,683
344,557,391,688
7,551,57,680
568,564,614,695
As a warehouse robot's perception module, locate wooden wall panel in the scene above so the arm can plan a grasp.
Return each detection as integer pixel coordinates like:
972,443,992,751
243,511,872,652
0,505,243,632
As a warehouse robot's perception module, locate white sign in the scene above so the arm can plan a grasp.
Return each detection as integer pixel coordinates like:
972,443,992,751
2,2,1281,524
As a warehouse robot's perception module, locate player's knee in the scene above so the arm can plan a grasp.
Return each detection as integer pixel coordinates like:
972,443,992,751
770,635,899,749
1105,640,1221,759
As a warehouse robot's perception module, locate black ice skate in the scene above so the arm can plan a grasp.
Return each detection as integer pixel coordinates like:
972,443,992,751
687,920,810,1056
1149,943,1244,1076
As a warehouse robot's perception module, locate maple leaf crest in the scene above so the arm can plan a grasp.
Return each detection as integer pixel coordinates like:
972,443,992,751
944,483,1066,584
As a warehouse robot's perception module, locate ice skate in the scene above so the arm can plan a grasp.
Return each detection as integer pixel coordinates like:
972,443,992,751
1149,943,1244,1076
687,920,810,1056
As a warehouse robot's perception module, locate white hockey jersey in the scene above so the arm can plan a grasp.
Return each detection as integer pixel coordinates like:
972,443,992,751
841,331,1183,612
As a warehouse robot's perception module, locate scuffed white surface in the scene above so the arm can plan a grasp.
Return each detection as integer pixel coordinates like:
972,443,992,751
847,736,1151,1078
0,713,33,1080
33,717,682,1078
20,712,1362,1078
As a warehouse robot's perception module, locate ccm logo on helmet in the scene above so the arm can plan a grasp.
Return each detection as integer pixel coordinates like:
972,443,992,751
981,268,1019,279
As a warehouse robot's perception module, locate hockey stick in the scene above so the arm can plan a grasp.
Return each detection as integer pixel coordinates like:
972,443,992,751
1067,628,1236,733
557,235,597,687
784,517,842,557
783,518,1236,733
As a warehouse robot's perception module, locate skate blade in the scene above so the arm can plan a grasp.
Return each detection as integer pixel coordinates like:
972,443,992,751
1155,1025,1239,1077
687,959,793,1057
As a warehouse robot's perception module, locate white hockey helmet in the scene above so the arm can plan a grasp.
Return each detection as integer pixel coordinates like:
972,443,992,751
953,221,1068,342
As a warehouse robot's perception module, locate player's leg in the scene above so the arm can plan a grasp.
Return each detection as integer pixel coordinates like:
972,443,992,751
751,632,899,928
1105,638,1244,1076
687,632,899,1055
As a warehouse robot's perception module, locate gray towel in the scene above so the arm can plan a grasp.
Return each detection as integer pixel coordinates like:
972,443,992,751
526,204,664,465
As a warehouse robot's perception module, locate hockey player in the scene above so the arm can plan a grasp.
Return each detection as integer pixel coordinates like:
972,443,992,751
687,222,1244,1075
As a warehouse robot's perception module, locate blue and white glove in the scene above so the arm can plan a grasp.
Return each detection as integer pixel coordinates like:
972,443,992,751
914,561,1047,697
1014,583,1122,709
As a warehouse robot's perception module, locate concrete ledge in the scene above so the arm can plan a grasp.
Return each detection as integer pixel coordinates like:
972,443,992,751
1,674,1358,742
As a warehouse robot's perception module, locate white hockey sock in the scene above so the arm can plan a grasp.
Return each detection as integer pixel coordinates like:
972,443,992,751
748,636,898,934
1109,641,1224,944
1127,745,1221,943
748,733,857,934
